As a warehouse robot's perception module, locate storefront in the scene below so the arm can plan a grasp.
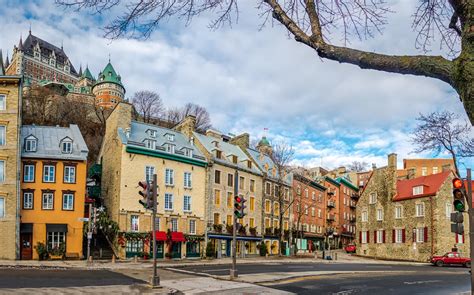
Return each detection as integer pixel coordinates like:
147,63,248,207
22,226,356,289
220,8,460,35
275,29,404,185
185,235,203,258
169,232,186,259
208,234,262,258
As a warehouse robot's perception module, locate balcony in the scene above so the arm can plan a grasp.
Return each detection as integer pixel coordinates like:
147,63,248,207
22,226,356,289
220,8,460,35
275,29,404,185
327,201,336,208
87,186,101,198
326,214,335,221
350,217,356,223
350,203,356,209
351,193,359,200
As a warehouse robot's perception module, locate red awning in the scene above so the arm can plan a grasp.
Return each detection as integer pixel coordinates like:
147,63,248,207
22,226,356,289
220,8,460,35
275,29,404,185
155,231,167,241
171,232,186,242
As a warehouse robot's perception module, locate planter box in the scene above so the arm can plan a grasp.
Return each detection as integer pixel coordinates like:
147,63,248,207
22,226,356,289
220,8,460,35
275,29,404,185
50,254,63,260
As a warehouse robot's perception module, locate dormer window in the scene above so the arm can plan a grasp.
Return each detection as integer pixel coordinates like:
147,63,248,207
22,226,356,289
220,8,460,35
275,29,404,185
145,139,156,149
413,185,424,195
232,155,238,164
25,136,37,152
64,65,70,73
165,144,175,153
148,129,157,138
212,141,219,148
166,134,175,141
247,160,252,169
215,150,222,159
184,148,193,158
61,138,73,154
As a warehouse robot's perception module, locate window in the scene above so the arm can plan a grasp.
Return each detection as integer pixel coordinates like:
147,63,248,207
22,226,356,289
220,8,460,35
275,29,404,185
446,202,452,218
376,230,384,243
265,200,271,213
214,213,220,225
0,126,5,146
265,182,271,195
285,188,290,200
146,140,156,149
64,166,76,183
214,190,221,206
171,218,178,232
164,193,173,210
227,173,234,187
227,192,232,208
43,165,55,182
165,169,174,185
42,192,54,210
312,192,315,200
274,202,280,216
377,209,383,221
305,189,309,198
413,186,424,195
61,140,72,153
166,134,175,141
433,167,439,174
369,193,377,204
0,197,4,218
131,215,139,232
189,220,196,234
145,166,155,183
395,206,403,219
23,192,33,209
62,193,74,210
284,221,289,230
274,185,279,197
166,144,175,153
214,170,221,184
416,227,425,243
250,179,255,192
362,211,368,222
421,167,427,176
304,205,308,215
24,164,35,182
216,150,222,159
395,229,403,243
155,217,160,231
25,138,37,152
250,196,255,211
273,219,278,229
226,215,233,225
416,203,425,217
318,209,322,218
0,160,4,182
184,148,193,158
47,232,65,251
265,218,270,228
184,172,192,188
232,155,238,164
184,195,191,212
239,176,244,190
249,218,255,228
361,231,368,244
0,94,5,110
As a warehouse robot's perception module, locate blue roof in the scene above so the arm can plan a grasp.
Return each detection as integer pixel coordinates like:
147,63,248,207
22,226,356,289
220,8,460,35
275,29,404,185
21,124,89,161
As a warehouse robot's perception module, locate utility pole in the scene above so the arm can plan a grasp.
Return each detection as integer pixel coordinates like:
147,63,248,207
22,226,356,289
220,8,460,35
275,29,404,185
86,203,93,264
467,169,473,293
150,174,160,288
230,170,239,279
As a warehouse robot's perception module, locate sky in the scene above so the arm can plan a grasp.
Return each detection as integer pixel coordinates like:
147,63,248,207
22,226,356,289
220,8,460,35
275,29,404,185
0,0,472,173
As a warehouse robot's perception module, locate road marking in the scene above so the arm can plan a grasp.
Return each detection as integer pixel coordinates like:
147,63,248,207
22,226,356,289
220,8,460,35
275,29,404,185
403,280,441,285
201,268,231,272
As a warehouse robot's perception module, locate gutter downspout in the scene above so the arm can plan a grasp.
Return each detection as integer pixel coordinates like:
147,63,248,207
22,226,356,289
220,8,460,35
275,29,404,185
15,77,23,260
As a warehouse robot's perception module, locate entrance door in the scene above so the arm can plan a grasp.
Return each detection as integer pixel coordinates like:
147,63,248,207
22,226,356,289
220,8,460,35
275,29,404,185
171,242,181,259
20,234,33,260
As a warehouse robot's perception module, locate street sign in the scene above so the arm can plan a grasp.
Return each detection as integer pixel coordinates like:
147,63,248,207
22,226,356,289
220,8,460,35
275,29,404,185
79,217,89,222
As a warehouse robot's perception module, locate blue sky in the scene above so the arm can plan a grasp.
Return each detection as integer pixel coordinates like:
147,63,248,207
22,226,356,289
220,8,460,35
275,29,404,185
1,0,472,173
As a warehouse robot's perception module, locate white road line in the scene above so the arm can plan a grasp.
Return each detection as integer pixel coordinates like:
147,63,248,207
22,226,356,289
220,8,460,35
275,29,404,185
404,280,441,285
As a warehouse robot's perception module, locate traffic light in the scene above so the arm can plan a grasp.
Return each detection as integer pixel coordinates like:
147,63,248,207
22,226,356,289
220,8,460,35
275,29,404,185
451,212,464,235
452,177,466,212
138,180,153,210
234,195,247,218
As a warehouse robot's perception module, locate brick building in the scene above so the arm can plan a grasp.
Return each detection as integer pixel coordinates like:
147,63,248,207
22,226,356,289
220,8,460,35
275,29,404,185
356,154,469,262
335,177,359,246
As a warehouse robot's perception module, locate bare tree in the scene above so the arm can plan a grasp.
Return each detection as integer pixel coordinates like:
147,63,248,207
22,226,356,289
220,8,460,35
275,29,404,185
57,1,474,124
164,102,212,132
411,111,474,177
132,90,164,123
347,161,369,172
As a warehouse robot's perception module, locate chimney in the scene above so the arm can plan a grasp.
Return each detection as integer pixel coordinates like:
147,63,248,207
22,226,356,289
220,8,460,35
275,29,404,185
206,129,222,139
337,166,346,175
230,133,250,150
174,115,196,138
442,164,452,172
372,163,377,170
407,168,416,179
388,153,397,169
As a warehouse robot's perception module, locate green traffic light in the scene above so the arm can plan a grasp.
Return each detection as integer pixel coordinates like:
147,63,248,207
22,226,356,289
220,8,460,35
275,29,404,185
454,200,465,212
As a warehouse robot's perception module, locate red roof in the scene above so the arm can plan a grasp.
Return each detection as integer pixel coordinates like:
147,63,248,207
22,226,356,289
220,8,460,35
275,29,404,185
171,232,186,242
393,170,452,201
154,231,167,241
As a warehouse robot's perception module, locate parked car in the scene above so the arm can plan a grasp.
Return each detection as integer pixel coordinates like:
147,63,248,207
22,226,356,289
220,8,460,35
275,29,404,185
431,252,471,267
344,244,356,253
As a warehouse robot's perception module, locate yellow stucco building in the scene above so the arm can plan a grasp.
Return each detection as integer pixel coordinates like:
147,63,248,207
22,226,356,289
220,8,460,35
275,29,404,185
20,124,89,260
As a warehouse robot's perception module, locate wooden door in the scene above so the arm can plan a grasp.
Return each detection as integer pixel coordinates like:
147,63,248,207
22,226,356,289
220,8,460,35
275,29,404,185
20,234,33,260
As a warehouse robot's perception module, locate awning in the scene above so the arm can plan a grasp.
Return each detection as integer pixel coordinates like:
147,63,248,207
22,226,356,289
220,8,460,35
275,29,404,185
155,231,168,241
20,223,33,233
207,234,263,241
304,232,324,239
171,232,186,242
46,224,68,233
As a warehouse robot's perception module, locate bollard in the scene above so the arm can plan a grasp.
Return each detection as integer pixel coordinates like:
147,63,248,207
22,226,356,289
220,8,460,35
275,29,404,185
134,255,138,263
112,255,116,264
88,255,93,263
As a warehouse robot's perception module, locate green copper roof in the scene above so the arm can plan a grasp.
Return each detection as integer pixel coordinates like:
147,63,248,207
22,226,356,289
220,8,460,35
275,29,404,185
82,67,94,81
335,177,359,192
95,62,124,89
258,136,270,146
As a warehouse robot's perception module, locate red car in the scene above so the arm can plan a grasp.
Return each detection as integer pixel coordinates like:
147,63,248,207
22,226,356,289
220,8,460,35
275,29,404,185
431,252,471,267
345,244,356,253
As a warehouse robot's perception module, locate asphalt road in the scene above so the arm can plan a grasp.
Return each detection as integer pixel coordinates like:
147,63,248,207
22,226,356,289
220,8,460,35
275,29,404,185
0,268,145,289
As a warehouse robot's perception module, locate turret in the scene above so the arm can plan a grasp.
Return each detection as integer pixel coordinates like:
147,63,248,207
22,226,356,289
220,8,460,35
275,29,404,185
92,61,125,108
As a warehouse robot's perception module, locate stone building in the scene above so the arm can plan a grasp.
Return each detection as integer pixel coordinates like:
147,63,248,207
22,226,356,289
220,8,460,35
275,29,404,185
0,74,22,259
99,103,207,259
180,127,263,258
356,154,469,262
292,173,327,251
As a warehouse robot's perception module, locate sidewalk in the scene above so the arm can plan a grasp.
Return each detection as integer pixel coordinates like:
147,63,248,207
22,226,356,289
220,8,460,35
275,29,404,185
0,250,429,270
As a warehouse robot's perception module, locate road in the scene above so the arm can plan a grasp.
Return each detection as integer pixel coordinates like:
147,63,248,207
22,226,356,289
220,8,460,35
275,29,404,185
169,262,471,294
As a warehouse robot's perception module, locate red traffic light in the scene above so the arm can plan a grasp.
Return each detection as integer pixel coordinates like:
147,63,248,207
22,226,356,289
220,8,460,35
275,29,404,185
235,196,242,203
453,178,463,189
